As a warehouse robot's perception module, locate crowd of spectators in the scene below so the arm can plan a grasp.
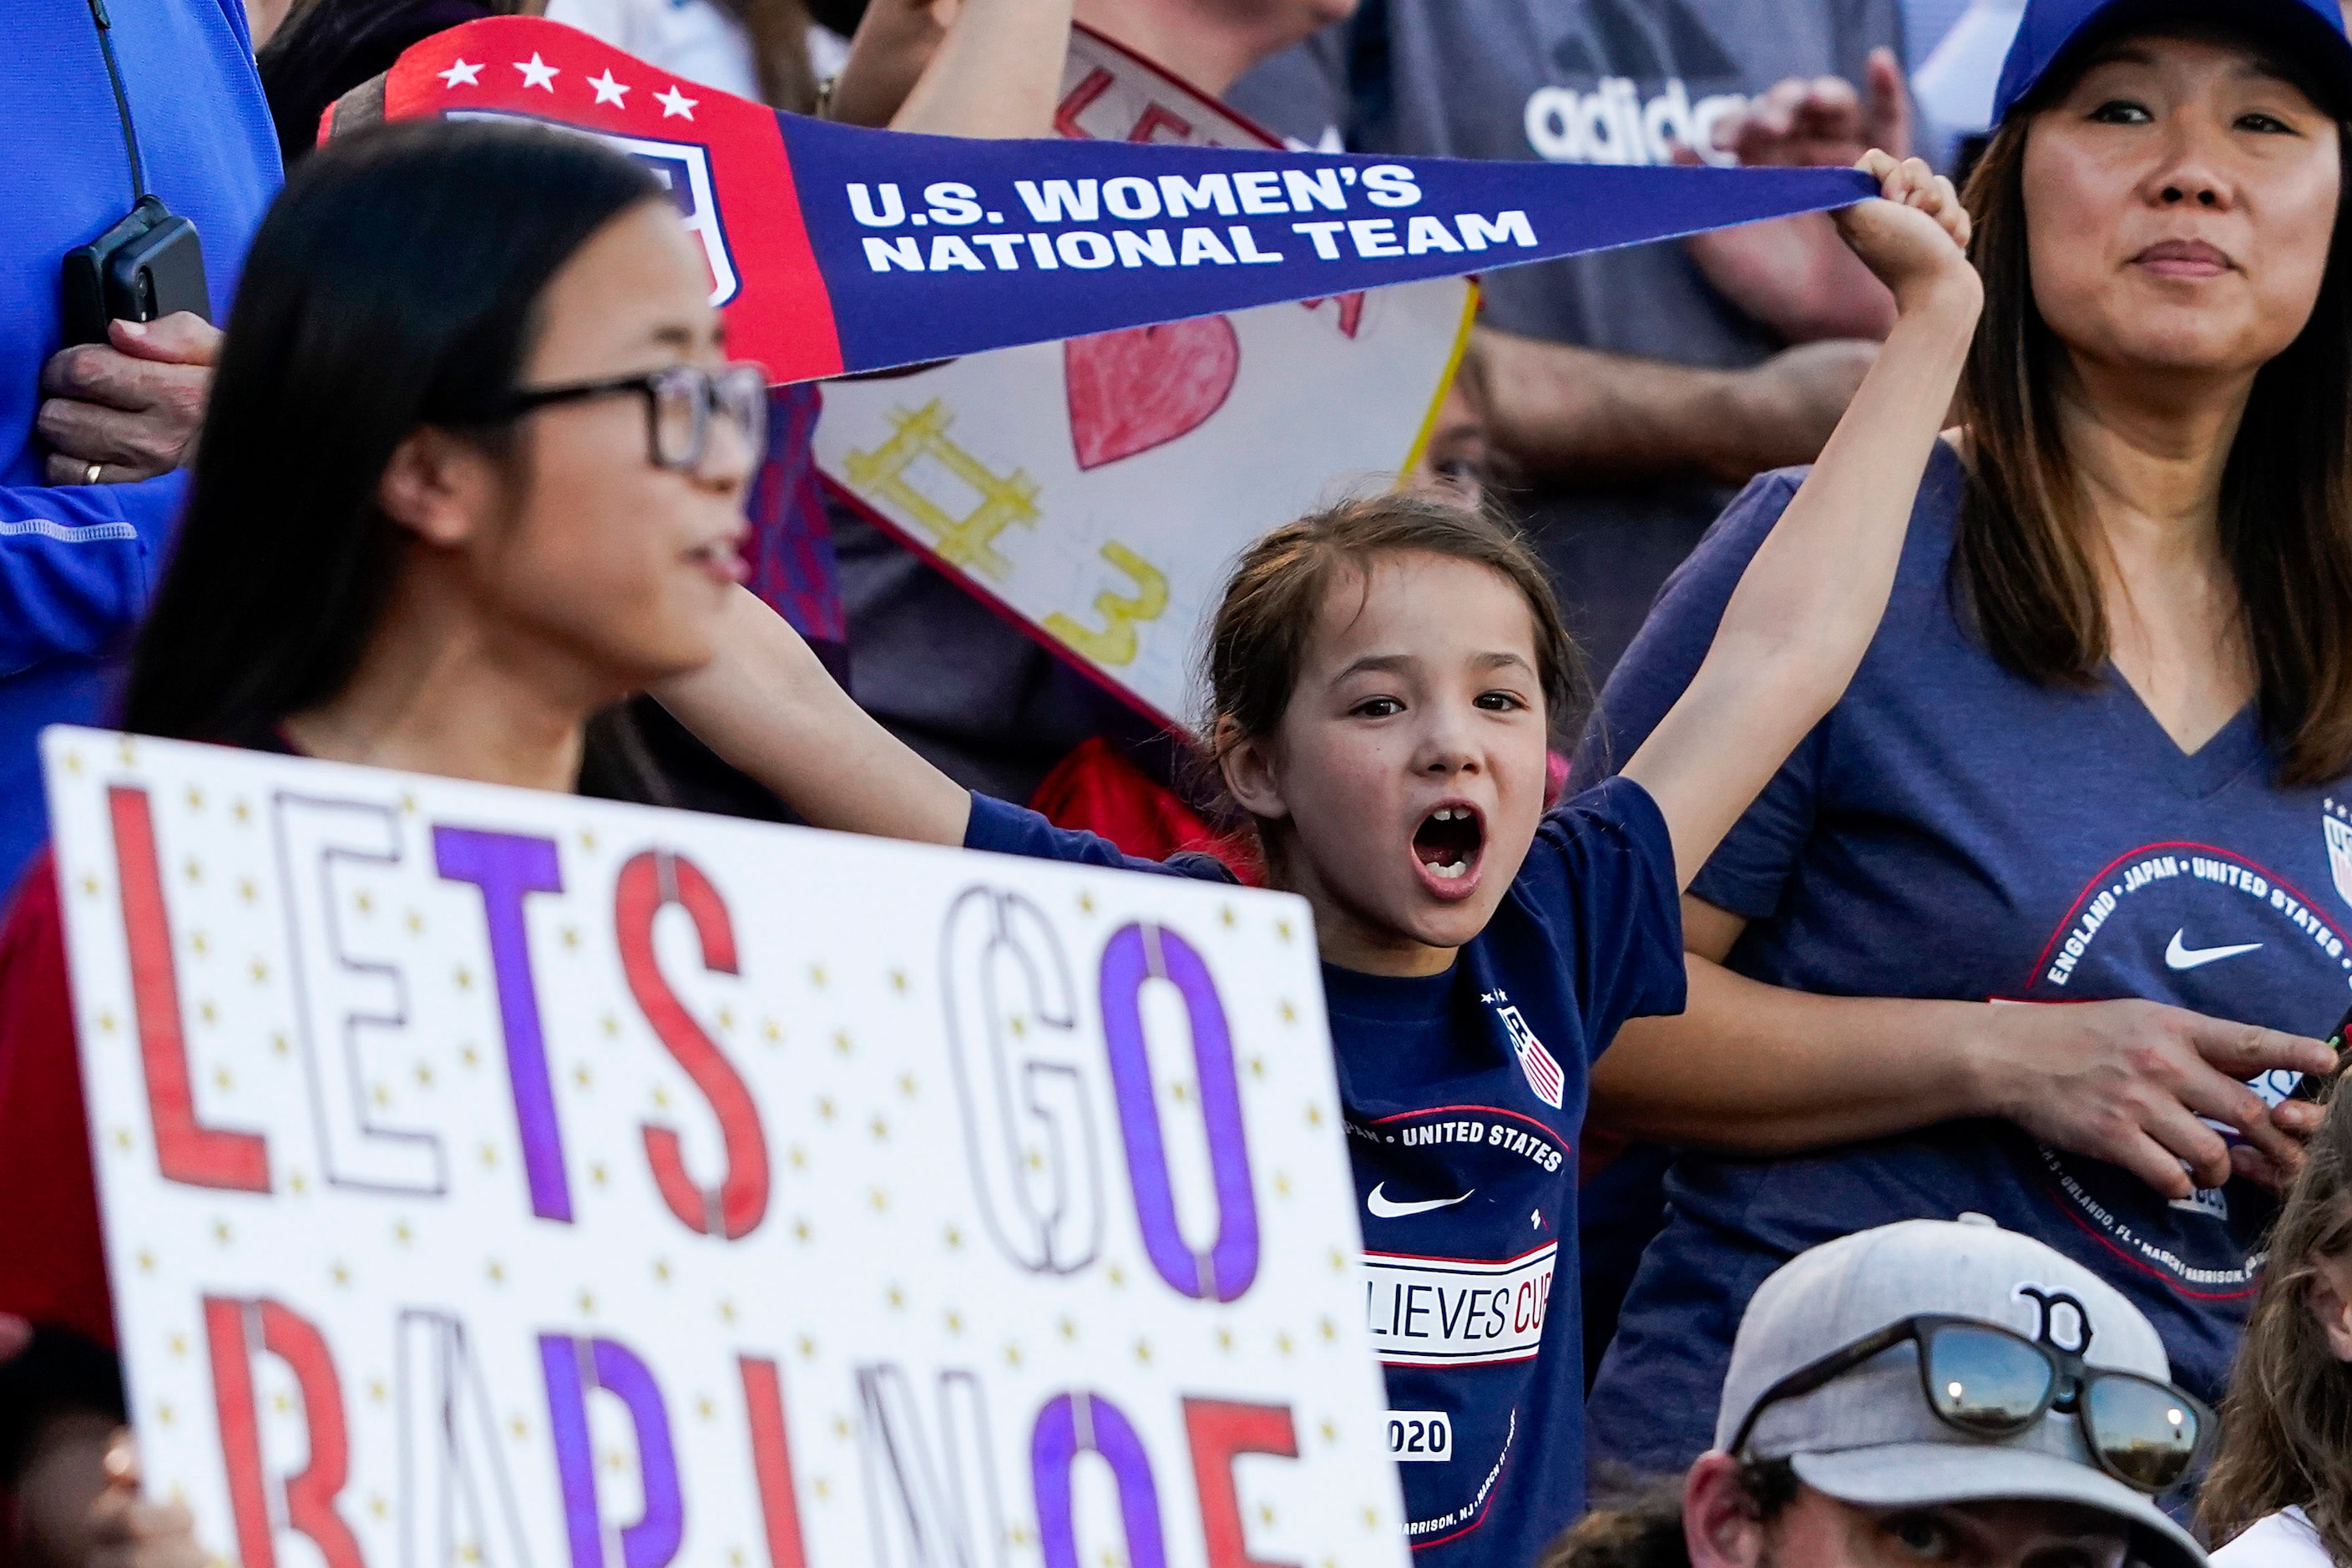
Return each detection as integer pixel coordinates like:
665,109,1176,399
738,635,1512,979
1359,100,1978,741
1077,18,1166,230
9,0,2352,1565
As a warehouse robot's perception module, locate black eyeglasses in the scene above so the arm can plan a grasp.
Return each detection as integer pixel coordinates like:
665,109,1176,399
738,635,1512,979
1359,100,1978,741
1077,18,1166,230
1728,1313,2214,1494
494,362,768,472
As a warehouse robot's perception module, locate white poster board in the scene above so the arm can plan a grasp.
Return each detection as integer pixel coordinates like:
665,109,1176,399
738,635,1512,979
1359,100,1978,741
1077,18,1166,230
814,28,1475,724
42,727,1408,1568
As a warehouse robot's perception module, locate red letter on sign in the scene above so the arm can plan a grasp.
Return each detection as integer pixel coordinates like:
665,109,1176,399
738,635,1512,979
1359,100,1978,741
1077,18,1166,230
203,1296,365,1568
112,787,269,1191
741,1356,809,1568
615,851,769,1239
1181,1399,1300,1568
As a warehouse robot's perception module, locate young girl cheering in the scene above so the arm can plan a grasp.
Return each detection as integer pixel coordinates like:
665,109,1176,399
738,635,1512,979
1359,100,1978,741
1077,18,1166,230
2206,1077,2352,1565
664,151,1976,1566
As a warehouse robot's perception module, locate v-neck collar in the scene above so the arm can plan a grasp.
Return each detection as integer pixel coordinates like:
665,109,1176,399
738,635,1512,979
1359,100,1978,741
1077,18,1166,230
2097,665,2263,800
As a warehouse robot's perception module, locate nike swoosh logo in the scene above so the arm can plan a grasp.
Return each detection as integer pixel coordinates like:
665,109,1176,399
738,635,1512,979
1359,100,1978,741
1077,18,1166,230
2166,930,2263,971
1366,1183,1473,1220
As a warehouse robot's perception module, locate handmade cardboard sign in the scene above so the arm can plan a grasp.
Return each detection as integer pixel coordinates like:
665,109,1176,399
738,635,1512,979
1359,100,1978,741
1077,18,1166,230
43,727,1400,1568
813,28,1476,722
345,17,1874,383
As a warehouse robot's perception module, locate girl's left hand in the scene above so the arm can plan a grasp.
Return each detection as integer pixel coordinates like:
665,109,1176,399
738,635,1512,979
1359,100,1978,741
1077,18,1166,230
1833,149,1979,316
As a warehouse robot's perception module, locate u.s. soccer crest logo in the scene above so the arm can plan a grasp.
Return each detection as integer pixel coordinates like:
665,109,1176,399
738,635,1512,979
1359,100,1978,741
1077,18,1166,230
451,113,741,307
2327,799,2352,909
1496,1004,1565,1110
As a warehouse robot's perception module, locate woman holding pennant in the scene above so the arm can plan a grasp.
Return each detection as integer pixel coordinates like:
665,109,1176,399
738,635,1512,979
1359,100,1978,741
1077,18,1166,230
655,149,1978,1565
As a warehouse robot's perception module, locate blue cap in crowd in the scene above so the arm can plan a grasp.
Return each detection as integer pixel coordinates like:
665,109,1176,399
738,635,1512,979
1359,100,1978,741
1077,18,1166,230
1992,0,2352,124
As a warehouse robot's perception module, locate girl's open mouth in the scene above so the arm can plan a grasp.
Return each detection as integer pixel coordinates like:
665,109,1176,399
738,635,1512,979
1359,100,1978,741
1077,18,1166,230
1411,804,1485,898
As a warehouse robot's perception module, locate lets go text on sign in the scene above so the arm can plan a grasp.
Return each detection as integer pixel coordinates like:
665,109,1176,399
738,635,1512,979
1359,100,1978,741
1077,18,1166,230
40,727,1406,1568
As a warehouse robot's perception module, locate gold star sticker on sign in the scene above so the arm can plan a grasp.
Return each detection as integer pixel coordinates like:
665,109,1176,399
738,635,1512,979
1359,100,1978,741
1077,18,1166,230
63,751,82,775
288,1171,308,1196
406,910,423,935
717,1007,736,1033
478,1143,498,1168
1305,1103,1324,1127
601,1013,620,1037
788,1146,807,1171
184,858,202,885
112,1128,133,1151
1363,1507,1380,1529
1220,904,1237,928
212,1067,231,1091
1216,1328,1234,1352
1275,1172,1292,1196
1133,1340,1151,1363
331,1262,351,1287
578,1290,596,1316
590,1162,609,1187
869,1115,889,1141
461,1044,480,1069
832,1029,852,1056
1328,1247,1348,1273
79,875,99,899
797,1335,816,1359
370,1497,390,1522
1279,999,1297,1024
371,1083,391,1110
807,964,827,989
943,1224,963,1249
185,786,203,812
730,1551,744,1568
1056,1315,1078,1342
1257,1504,1275,1527
885,1284,905,1309
1106,1263,1125,1287
561,926,579,951
168,1333,187,1358
792,1218,812,1244
1277,919,1294,943
238,880,257,905
414,1062,433,1088
453,965,473,991
574,1065,593,1090
509,1415,529,1439
1277,1332,1294,1356
116,738,134,766
889,969,909,994
719,1299,738,1323
1318,1316,1337,1343
399,792,417,816
1077,891,1095,915
155,1403,174,1427
272,1392,291,1414
211,1220,230,1245
487,1261,506,1284
1003,1343,1023,1368
763,1018,782,1044
1320,1420,1338,1444
897,1071,917,1098
867,1188,888,1212
653,1258,672,1283
97,1011,116,1034
1170,1081,1191,1104
392,1221,412,1246
812,1478,832,1502
197,999,216,1024
271,1034,290,1057
817,1097,837,1122
650,1085,670,1110
136,1249,154,1272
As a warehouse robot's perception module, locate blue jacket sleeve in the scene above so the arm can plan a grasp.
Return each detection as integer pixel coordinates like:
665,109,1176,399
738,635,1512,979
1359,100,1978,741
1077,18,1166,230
964,792,1242,884
0,472,183,678
1569,467,1826,922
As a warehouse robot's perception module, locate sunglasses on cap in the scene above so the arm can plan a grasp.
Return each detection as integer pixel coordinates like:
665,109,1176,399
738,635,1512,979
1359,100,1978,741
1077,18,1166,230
1727,1313,2213,1494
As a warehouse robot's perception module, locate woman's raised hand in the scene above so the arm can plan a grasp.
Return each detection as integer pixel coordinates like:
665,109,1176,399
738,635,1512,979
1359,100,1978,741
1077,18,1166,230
1834,149,1979,316
1968,998,2337,1199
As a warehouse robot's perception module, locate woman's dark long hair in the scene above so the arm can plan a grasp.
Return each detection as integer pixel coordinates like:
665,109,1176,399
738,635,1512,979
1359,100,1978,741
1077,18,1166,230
1953,14,2352,786
2200,1081,2352,1559
120,119,661,746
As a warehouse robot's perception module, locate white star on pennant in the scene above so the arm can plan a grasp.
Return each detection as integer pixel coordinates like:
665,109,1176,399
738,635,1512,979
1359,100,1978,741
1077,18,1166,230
586,68,630,106
437,58,483,87
655,83,698,119
514,53,559,91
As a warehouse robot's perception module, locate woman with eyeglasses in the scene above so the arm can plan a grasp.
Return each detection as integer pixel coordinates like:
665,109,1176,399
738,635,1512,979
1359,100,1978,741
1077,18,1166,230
0,116,765,1567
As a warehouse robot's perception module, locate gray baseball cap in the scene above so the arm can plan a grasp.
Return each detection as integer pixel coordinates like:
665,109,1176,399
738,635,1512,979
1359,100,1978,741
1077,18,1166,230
1713,1216,2208,1568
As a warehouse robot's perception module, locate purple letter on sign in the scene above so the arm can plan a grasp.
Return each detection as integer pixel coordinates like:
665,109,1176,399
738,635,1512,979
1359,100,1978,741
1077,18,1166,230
1098,923,1258,1301
1031,1392,1166,1568
539,1334,687,1568
435,827,570,1222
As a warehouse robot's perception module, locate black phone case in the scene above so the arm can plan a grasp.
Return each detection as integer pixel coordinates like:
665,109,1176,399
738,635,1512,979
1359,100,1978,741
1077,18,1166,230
59,196,210,346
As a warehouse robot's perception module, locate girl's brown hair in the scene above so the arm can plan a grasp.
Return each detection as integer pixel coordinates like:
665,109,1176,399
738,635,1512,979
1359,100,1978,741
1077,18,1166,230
2200,1081,2352,1559
1197,492,1582,863
1952,18,2352,786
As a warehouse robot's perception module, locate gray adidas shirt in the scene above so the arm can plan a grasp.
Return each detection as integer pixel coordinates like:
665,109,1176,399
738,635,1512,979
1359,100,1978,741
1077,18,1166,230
1227,0,1904,675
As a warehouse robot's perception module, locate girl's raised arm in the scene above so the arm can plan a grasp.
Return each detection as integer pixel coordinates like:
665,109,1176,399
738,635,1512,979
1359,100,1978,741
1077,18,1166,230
656,584,974,845
1622,153,1980,890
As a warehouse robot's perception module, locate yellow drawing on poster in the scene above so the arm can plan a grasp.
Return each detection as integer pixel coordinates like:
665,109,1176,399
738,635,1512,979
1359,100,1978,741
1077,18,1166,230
842,401,1041,581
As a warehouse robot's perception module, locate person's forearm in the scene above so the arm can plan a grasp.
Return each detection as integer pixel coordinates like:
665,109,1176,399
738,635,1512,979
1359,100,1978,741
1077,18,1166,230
887,0,1074,137
1589,955,1998,1151
653,587,970,845
1477,329,1758,487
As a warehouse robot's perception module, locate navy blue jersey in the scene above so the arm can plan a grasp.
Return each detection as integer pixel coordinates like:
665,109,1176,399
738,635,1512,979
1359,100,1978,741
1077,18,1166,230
965,777,1685,1565
1581,443,2352,1474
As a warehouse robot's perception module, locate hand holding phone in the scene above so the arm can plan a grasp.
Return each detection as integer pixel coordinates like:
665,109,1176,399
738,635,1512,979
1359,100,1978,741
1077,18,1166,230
2289,1004,2352,1104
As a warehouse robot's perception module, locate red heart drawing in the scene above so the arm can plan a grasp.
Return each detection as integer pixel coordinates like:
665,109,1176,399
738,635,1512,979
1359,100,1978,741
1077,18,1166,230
1065,316,1242,471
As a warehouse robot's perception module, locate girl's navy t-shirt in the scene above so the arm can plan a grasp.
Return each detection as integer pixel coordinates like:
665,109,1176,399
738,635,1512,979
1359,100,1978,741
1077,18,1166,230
1579,442,2352,1474
966,776,1685,1568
